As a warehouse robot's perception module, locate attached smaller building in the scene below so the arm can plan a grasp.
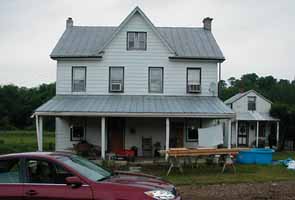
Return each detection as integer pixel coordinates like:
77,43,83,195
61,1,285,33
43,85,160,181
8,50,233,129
225,90,279,148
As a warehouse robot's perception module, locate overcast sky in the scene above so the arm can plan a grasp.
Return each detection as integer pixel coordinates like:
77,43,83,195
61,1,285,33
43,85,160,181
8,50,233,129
1,0,294,87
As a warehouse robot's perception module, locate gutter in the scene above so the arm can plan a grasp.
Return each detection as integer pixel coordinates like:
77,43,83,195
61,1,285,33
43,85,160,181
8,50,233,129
169,56,225,62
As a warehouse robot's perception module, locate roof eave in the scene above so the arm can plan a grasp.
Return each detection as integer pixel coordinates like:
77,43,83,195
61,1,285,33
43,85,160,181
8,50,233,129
169,56,225,62
50,55,102,61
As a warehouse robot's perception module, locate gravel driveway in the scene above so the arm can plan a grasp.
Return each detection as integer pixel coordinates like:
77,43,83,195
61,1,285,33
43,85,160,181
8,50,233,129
178,181,295,200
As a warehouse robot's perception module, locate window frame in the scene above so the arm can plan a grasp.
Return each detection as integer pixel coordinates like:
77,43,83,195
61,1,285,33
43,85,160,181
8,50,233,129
248,96,257,111
71,66,87,93
185,119,202,142
109,66,124,93
70,119,86,141
126,31,147,50
148,67,164,93
186,68,202,94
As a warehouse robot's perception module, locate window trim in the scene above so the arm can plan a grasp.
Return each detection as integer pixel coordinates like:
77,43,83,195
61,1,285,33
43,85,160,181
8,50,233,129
248,96,257,111
71,66,87,93
148,67,164,93
126,31,147,50
186,68,202,94
70,118,87,141
109,66,125,93
185,119,202,142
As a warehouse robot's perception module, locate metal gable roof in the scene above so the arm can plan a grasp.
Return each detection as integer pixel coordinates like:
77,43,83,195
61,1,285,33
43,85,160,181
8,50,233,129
35,95,234,118
50,8,225,60
224,90,273,105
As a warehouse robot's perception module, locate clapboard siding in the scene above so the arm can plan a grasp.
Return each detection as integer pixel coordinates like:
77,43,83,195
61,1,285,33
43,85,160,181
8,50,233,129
232,91,271,113
56,13,218,96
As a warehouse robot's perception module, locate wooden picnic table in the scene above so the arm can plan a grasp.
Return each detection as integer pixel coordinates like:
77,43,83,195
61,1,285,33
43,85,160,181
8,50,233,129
164,147,249,175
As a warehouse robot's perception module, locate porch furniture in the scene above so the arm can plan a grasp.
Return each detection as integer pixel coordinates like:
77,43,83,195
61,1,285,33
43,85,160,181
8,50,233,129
142,137,153,157
114,149,136,161
165,147,249,175
73,142,100,159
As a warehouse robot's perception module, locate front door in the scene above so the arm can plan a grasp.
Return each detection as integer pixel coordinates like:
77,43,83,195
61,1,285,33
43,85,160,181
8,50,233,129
238,122,249,146
108,118,125,152
23,158,92,200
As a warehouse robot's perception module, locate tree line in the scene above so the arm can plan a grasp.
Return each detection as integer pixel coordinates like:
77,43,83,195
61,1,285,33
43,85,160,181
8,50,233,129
0,73,294,149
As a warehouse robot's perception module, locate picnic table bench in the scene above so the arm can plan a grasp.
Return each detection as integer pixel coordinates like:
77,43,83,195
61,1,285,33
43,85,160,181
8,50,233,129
164,147,249,175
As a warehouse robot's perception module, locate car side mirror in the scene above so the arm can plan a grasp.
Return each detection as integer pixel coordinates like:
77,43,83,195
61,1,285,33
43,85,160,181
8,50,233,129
66,176,83,188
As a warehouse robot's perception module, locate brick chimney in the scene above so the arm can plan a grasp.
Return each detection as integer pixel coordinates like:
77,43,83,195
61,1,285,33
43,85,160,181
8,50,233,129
66,17,73,29
203,17,213,31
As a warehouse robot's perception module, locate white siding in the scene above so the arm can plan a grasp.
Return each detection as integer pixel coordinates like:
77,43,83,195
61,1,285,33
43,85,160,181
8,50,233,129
232,91,271,113
56,13,218,96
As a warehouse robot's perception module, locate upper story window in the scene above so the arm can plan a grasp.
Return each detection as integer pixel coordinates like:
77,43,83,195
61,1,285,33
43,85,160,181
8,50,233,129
127,32,147,50
109,67,124,92
248,96,256,111
187,68,201,93
72,66,86,92
149,67,163,93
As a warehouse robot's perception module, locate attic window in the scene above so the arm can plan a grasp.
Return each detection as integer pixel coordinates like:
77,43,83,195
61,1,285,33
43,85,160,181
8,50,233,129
127,32,147,50
248,96,256,111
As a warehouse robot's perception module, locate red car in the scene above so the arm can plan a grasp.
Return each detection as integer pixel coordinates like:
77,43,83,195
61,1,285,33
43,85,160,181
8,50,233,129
0,152,181,200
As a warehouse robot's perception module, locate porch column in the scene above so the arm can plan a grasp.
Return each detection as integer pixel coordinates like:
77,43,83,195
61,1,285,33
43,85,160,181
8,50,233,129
35,115,43,151
256,121,259,147
235,121,239,147
228,119,232,149
276,121,280,148
101,117,106,160
165,118,170,160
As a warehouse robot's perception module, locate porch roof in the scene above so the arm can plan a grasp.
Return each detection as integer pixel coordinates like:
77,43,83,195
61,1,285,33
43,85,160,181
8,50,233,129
34,95,235,118
236,112,279,121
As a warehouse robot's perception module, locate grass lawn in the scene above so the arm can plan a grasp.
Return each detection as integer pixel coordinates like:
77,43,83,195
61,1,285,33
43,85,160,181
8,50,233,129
0,130,55,154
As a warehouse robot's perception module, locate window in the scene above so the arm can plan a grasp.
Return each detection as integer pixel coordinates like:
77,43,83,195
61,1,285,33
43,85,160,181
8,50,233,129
186,119,201,142
187,68,201,93
0,159,21,183
70,119,86,141
72,67,86,92
25,159,73,184
248,96,256,111
127,32,147,50
109,67,124,92
149,67,163,93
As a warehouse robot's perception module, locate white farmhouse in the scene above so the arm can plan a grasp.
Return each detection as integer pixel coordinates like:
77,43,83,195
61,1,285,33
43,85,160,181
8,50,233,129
35,7,235,159
225,90,279,148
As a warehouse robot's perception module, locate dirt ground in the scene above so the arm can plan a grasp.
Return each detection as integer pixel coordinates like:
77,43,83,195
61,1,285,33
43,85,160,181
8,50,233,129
178,181,295,200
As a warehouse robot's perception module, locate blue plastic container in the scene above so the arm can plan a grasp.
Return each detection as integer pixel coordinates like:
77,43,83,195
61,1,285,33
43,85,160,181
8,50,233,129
237,148,274,165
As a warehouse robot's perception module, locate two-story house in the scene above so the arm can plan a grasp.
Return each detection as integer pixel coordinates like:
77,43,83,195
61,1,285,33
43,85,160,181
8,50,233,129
225,90,279,148
34,7,235,159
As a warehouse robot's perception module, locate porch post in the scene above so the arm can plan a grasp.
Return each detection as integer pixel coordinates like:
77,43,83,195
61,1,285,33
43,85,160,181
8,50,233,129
235,120,239,147
101,117,106,160
165,118,170,160
228,119,232,149
276,121,280,148
256,121,259,147
36,115,43,151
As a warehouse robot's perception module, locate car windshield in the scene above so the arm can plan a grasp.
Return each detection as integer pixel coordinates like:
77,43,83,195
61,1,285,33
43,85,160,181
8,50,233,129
56,155,112,181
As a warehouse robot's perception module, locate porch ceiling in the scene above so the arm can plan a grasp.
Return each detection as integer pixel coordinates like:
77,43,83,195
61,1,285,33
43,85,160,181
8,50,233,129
34,95,235,118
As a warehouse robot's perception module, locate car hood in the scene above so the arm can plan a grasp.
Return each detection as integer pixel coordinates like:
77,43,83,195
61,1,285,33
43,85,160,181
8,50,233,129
102,171,175,192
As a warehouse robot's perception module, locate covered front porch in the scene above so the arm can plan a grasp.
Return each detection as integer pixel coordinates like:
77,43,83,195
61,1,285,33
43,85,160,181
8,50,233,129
231,112,280,148
34,95,235,160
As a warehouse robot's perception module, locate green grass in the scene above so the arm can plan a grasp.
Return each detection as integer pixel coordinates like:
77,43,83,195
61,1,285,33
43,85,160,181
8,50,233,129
142,163,295,186
0,130,55,154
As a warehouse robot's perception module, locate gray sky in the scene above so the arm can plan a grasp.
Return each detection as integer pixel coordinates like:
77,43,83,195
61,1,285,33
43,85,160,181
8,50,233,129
1,0,294,87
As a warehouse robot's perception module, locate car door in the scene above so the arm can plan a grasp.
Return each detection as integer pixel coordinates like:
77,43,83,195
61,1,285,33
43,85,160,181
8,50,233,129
23,157,93,200
0,157,23,200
